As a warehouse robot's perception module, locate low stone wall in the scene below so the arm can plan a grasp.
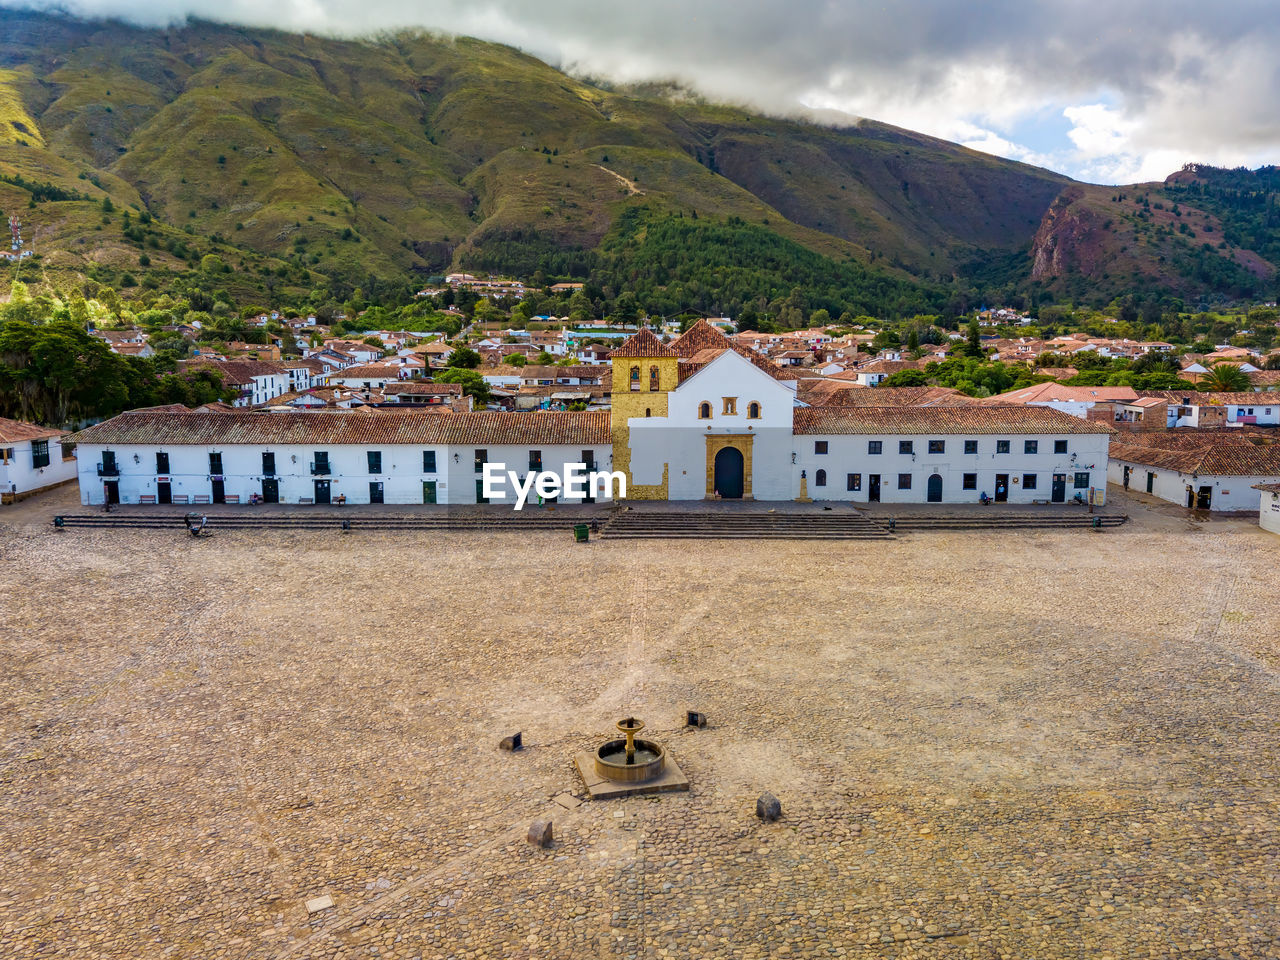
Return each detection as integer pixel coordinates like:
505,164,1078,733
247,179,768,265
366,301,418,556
1,477,75,505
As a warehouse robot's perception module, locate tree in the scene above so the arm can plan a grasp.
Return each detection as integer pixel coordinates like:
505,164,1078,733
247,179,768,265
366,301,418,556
447,346,481,369
535,350,555,365
200,254,228,275
501,352,528,367
964,317,983,358
473,298,504,323
0,320,134,423
1199,362,1251,392
614,292,639,325
880,369,929,387
433,367,490,403
871,329,900,351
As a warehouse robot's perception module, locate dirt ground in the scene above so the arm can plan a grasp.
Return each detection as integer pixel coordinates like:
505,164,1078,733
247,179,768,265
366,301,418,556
1,488,1278,959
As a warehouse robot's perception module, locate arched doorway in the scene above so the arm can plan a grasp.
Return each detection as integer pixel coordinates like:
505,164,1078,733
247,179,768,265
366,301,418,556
927,473,943,502
714,446,745,499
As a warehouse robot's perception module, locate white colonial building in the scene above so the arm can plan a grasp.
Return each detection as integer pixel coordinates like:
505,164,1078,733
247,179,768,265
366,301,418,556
609,322,1113,503
792,407,1109,504
1,417,77,503
1108,436,1280,511
70,411,614,506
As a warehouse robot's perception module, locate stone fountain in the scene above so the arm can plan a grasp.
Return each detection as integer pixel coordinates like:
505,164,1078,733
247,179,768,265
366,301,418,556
574,716,689,799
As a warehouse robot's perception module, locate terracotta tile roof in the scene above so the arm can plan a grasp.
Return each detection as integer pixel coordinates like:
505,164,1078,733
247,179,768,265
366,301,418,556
126,403,193,414
793,405,1115,436
0,417,66,443
332,364,402,377
518,384,610,398
610,327,678,358
800,385,975,408
1110,436,1280,476
990,383,1139,404
68,410,611,447
670,319,732,358
855,359,924,373
382,382,463,395
518,365,609,380
677,346,799,383
1137,390,1280,405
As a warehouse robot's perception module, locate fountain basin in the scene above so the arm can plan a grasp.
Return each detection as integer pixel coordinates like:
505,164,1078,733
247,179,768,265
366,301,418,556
594,738,666,782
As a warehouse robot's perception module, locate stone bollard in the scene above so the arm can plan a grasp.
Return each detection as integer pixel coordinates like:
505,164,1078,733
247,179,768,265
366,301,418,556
499,732,523,752
756,792,782,822
686,711,708,729
527,819,553,848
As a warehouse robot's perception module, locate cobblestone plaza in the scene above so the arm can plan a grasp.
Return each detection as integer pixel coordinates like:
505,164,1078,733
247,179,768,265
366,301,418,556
2,503,1278,958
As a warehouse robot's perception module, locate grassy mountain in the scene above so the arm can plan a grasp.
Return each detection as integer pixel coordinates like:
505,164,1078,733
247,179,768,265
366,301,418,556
0,10,1276,311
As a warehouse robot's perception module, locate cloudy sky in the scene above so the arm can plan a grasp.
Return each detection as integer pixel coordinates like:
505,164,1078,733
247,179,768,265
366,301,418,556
6,0,1279,184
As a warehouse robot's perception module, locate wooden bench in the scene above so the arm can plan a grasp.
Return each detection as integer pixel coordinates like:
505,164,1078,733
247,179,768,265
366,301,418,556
138,495,156,504
299,497,314,505
192,495,211,504
171,494,189,504
1031,498,1050,505
224,494,240,504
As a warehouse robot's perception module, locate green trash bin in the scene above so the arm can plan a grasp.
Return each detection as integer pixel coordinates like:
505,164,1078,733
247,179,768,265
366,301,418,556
573,523,589,543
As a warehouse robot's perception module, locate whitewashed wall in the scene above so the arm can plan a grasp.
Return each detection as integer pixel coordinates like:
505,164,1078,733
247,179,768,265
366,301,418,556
440,443,614,504
1,439,77,496
1225,401,1280,426
628,350,798,501
1107,457,1278,511
1259,489,1280,534
797,433,1110,504
76,442,612,506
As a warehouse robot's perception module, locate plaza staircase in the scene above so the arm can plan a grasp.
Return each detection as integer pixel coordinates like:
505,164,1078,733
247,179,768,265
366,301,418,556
881,513,1129,532
51,508,1126,537
600,509,894,540
50,511,609,533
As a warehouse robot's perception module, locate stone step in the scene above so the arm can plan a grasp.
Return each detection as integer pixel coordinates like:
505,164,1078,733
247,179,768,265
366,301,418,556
606,534,890,540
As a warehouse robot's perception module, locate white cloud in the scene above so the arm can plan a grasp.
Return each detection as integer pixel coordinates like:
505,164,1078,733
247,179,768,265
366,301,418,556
2,0,1278,183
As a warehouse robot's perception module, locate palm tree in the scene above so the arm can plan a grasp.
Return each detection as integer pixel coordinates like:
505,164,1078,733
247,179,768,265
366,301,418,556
1199,362,1251,392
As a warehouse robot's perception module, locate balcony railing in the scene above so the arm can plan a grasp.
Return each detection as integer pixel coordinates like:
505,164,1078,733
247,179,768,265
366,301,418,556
310,462,331,476
97,463,120,477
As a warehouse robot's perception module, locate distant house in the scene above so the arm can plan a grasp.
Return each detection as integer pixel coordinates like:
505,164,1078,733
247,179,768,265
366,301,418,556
1,418,77,503
328,364,403,391
179,359,290,407
852,359,921,386
381,382,467,407
282,359,328,391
